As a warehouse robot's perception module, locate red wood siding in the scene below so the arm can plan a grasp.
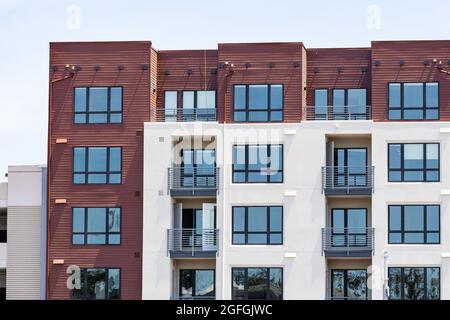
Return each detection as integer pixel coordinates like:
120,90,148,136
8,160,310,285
217,42,305,123
47,41,152,300
306,48,371,109
155,50,218,120
371,41,450,121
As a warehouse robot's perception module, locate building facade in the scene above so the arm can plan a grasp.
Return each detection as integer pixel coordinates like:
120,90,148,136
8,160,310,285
48,40,450,300
0,165,47,300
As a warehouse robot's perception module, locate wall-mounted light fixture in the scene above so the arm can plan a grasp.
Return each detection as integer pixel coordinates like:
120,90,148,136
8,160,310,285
210,68,217,75
337,67,343,73
245,62,251,69
423,60,431,66
186,68,194,75
374,60,381,67
52,65,58,72
164,69,170,76
361,66,368,73
293,62,300,68
141,64,149,71
117,64,125,71
268,62,275,69
313,67,319,74
399,60,405,66
94,65,101,71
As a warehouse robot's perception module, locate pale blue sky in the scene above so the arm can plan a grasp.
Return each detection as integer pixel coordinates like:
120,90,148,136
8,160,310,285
1,0,450,181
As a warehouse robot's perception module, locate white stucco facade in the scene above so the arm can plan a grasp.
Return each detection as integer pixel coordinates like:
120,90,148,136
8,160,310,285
142,120,450,300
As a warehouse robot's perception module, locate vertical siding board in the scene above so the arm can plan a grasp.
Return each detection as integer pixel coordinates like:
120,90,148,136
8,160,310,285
48,42,152,299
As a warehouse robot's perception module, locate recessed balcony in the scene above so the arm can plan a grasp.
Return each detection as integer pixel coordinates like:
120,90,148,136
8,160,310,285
321,227,374,257
168,166,219,197
167,228,219,258
321,166,374,195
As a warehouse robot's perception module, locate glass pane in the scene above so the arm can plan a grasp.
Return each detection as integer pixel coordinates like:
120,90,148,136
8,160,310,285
108,234,120,244
427,268,440,300
270,85,283,109
248,145,266,171
165,91,177,109
404,109,423,120
389,83,401,108
248,268,267,299
347,209,367,230
248,207,267,232
88,148,107,172
87,234,106,244
404,233,424,243
233,234,245,244
388,268,402,299
314,89,328,106
74,88,87,112
195,270,214,297
333,89,345,106
347,149,367,167
232,146,246,170
269,207,282,232
108,174,121,184
180,270,193,297
110,87,122,111
74,113,86,124
89,87,108,112
233,208,245,232
248,234,267,244
332,210,345,229
183,91,195,109
426,144,439,169
347,270,367,299
73,173,85,184
269,233,282,244
348,89,366,106
426,83,438,108
270,145,283,173
404,144,424,169
72,208,85,233
404,83,423,108
234,111,246,122
404,268,425,300
233,172,245,183
232,269,246,299
404,206,424,231
389,171,401,182
268,268,283,300
270,111,282,121
388,144,401,169
426,206,439,231
108,269,120,299
389,109,401,120
89,113,107,123
109,147,122,172
332,271,345,298
404,171,424,182
108,208,120,232
87,208,106,232
73,148,86,172
249,85,268,110
389,206,402,231
234,85,246,110
248,111,268,121
110,113,122,123
72,234,85,244
86,269,106,299
389,233,402,244
197,91,216,109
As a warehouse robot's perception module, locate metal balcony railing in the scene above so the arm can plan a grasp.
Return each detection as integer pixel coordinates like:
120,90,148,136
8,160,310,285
167,228,219,257
303,106,371,121
322,227,375,257
321,166,374,195
178,296,216,300
153,108,217,122
168,166,219,196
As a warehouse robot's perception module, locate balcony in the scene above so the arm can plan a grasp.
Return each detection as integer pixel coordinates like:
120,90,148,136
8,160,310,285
303,106,371,121
321,227,374,257
154,108,217,122
168,167,219,197
321,166,374,195
167,228,219,258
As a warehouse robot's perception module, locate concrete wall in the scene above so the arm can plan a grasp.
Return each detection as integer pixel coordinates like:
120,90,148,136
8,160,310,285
143,120,450,300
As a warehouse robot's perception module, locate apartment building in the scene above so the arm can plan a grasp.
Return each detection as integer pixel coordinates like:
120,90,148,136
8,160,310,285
48,40,450,300
0,165,47,300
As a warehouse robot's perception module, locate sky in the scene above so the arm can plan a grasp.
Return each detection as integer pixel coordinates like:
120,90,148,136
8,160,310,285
0,0,450,182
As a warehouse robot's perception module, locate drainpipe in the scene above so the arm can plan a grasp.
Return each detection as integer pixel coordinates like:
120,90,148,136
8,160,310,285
383,249,389,300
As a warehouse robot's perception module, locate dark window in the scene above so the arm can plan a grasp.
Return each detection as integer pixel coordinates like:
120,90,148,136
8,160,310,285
232,206,282,245
388,267,440,300
331,209,367,247
331,269,367,300
388,82,439,120
232,267,283,300
74,87,123,124
388,143,439,182
233,84,283,122
73,147,122,184
388,205,439,244
72,208,121,245
72,268,120,300
179,269,215,299
232,145,283,183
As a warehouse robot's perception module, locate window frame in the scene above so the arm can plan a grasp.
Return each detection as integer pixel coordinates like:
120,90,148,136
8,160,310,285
387,82,440,120
73,86,124,124
233,84,284,122
330,269,368,300
232,144,284,184
232,206,283,245
387,143,440,182
231,267,283,300
179,269,216,299
388,267,440,300
388,205,440,244
181,90,217,109
72,207,122,246
72,267,121,300
72,146,122,185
